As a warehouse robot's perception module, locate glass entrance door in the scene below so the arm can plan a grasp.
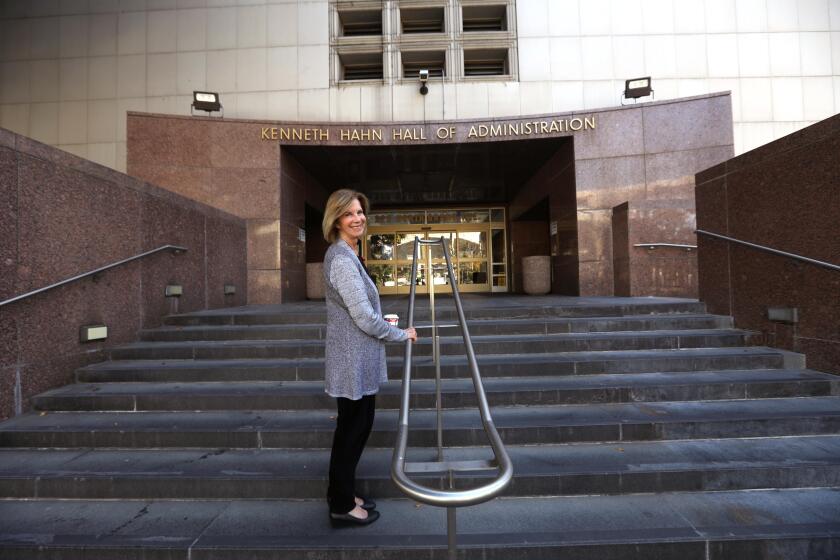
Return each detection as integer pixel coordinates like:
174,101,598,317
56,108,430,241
365,229,492,294
363,207,507,295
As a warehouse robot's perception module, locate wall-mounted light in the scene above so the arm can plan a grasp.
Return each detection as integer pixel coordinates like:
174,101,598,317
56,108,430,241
165,284,183,297
623,77,653,102
80,324,108,343
224,284,236,295
768,307,799,324
192,91,223,116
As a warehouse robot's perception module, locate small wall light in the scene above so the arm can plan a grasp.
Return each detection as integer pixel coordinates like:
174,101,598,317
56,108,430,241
80,324,108,343
165,284,183,297
623,77,652,101
767,307,799,324
224,284,236,295
192,91,223,116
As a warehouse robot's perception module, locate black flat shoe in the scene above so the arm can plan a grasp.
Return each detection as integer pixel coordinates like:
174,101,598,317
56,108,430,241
357,496,376,511
329,509,380,527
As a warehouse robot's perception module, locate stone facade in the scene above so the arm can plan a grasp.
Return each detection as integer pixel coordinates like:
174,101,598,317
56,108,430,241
128,91,733,301
696,112,840,375
0,127,247,421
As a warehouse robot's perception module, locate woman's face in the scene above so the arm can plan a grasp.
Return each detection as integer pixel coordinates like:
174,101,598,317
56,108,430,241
336,198,366,244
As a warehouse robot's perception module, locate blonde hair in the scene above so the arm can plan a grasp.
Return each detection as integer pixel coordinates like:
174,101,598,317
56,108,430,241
322,189,370,244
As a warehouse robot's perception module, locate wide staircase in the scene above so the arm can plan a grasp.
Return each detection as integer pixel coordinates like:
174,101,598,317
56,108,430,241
1,295,839,559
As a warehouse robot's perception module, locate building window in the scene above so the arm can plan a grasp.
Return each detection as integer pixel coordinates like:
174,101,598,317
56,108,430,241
338,9,382,37
463,48,508,76
402,50,446,79
462,5,507,32
339,52,384,81
329,0,517,84
401,7,445,34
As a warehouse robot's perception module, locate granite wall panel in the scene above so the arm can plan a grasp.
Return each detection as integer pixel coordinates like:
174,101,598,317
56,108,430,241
0,127,247,420
16,265,141,370
644,145,733,201
576,209,613,264
0,314,17,370
205,214,248,310
695,112,840,375
279,148,328,302
246,219,281,270
16,156,143,292
0,367,16,419
572,108,645,161
509,221,550,293
127,163,214,209
642,95,734,154
127,114,213,169
141,195,207,328
209,121,280,170
578,261,614,297
248,269,283,305
612,203,630,296
574,155,647,211
0,147,18,302
208,167,281,219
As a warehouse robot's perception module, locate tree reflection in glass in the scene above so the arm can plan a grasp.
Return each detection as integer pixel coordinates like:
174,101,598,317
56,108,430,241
367,234,394,260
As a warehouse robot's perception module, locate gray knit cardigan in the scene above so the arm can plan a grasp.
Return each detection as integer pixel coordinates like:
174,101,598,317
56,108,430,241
323,240,407,400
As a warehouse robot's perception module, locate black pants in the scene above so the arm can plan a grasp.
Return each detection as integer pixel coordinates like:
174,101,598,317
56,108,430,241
327,394,376,514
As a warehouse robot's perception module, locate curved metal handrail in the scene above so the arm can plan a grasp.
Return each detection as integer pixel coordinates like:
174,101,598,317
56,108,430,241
695,230,840,272
634,242,697,250
0,245,188,308
391,236,513,508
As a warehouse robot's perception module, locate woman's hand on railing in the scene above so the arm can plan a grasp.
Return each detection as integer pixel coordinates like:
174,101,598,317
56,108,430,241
403,327,417,342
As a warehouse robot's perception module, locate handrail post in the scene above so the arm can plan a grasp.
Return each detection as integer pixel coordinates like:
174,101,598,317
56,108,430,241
391,235,513,558
428,239,444,462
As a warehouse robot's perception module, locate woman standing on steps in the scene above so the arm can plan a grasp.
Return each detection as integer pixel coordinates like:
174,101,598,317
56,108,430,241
322,188,418,527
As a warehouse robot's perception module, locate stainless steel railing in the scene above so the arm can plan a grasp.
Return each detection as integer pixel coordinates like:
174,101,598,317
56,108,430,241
0,245,188,308
634,242,697,250
695,230,840,272
391,236,513,558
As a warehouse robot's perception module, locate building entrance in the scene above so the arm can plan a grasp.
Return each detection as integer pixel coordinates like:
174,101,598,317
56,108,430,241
363,208,507,295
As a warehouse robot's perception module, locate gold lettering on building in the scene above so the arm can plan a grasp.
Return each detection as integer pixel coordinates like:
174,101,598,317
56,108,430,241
394,128,426,141
437,126,456,139
261,117,595,142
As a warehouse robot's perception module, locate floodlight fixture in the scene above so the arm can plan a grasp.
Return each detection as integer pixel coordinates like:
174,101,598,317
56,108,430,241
623,77,652,100
192,91,223,116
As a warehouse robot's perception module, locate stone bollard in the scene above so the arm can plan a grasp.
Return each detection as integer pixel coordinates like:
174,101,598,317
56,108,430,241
522,255,551,295
306,262,325,299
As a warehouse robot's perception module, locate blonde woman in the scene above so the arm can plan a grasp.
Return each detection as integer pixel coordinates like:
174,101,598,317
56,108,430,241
321,189,417,526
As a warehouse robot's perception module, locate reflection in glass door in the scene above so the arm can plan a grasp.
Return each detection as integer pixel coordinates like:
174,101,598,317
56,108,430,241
363,207,507,295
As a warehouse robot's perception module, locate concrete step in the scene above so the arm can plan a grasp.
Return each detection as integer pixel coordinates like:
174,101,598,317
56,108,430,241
4,396,840,448
2,436,839,500
33,369,840,412
140,314,733,342
76,347,798,383
107,329,755,361
1,489,838,559
162,299,708,326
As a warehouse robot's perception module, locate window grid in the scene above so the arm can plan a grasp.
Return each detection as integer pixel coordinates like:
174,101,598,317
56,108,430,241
330,0,518,85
